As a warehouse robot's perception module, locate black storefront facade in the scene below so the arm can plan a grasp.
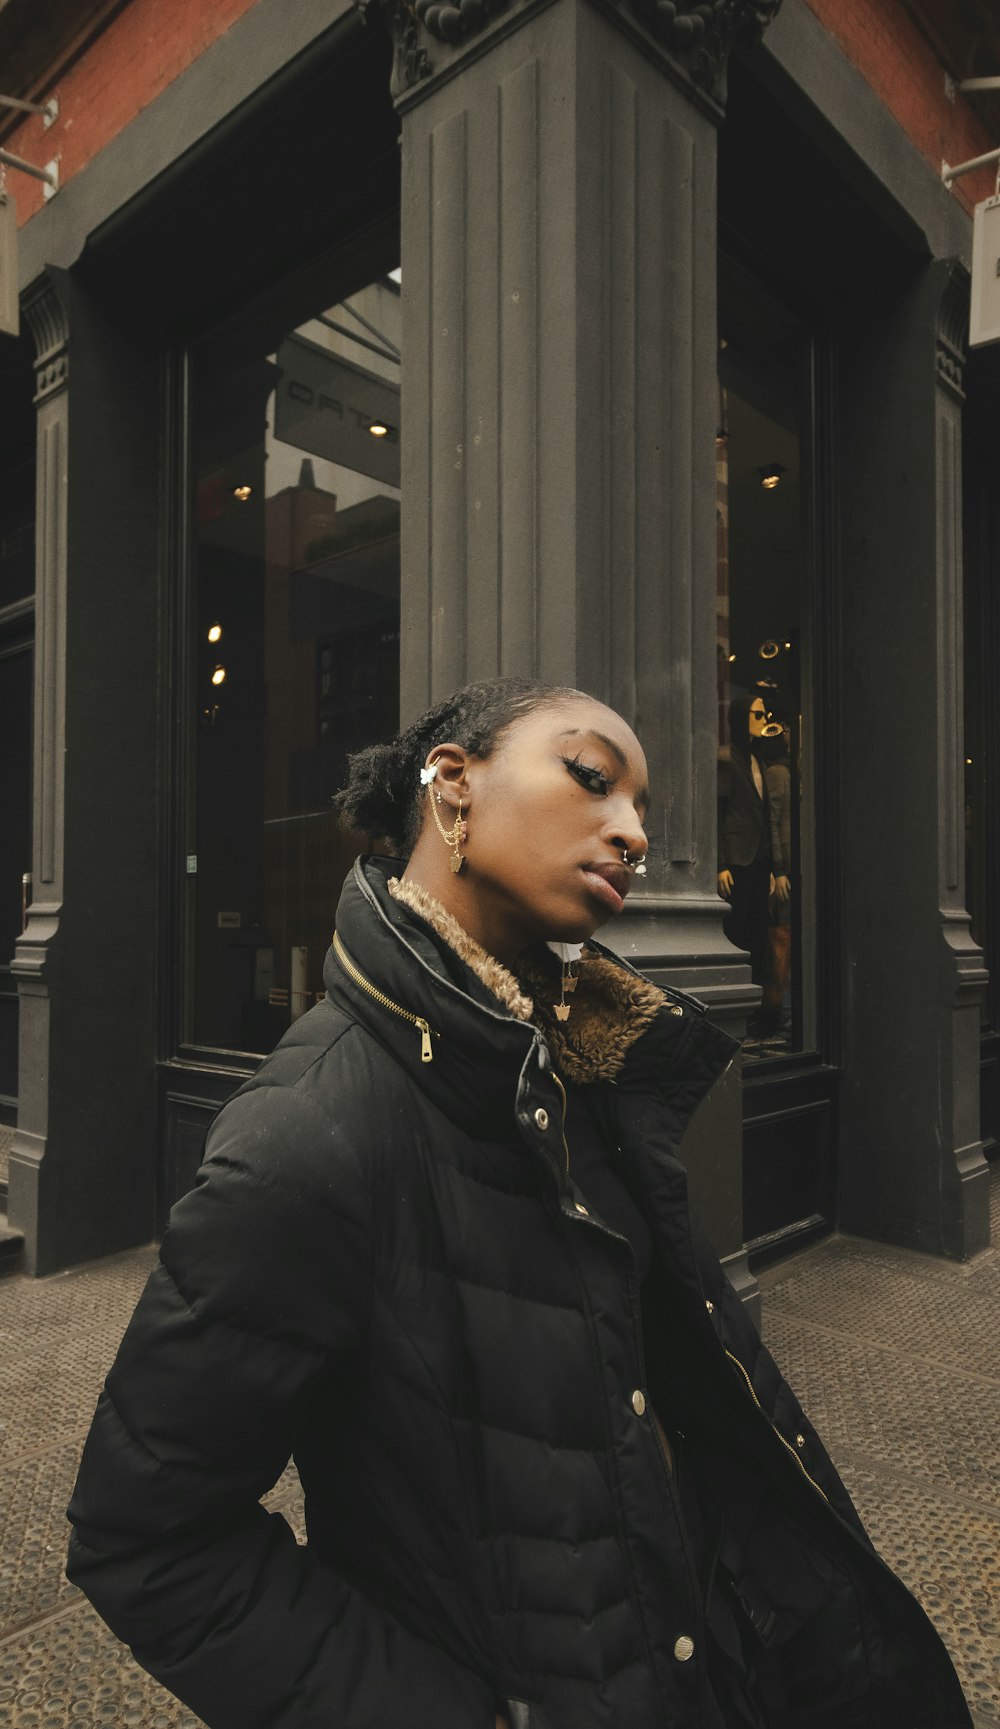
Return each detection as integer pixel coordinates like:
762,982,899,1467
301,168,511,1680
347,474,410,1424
2,0,997,1285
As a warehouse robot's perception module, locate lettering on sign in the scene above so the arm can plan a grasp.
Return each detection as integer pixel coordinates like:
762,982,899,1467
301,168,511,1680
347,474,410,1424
275,334,401,485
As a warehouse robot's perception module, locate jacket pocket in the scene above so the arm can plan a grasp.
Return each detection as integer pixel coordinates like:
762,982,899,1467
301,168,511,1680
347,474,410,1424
722,1501,837,1649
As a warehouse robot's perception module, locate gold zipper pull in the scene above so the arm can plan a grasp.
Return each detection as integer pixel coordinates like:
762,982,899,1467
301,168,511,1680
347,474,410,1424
417,1018,433,1063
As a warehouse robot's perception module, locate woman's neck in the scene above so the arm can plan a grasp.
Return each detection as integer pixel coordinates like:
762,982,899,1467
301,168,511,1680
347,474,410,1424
400,841,525,969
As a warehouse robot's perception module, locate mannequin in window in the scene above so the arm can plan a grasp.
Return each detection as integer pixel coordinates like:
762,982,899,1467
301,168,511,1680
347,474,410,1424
759,722,793,1037
717,694,775,1014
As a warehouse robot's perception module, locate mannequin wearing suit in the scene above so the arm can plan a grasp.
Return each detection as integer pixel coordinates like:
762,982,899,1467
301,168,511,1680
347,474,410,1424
717,694,775,989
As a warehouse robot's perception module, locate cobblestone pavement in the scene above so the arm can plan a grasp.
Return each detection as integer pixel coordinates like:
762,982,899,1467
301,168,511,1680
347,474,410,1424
1,1167,997,1727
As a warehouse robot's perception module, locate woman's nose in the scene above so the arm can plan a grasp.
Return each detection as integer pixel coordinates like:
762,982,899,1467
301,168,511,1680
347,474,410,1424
606,809,648,859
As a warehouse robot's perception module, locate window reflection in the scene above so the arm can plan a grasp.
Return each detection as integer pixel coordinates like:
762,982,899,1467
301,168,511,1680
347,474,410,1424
716,282,811,1058
190,273,401,1053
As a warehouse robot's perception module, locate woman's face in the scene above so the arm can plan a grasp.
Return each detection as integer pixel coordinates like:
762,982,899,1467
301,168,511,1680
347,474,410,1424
454,696,650,951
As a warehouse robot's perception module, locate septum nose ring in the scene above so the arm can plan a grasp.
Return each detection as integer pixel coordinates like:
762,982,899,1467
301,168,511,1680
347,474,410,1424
623,848,647,877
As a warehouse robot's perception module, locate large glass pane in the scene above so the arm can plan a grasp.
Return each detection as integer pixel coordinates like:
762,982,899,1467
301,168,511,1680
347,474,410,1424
716,273,815,1060
189,272,401,1053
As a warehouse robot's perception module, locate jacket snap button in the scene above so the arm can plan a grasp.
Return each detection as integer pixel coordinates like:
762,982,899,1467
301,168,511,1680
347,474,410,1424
705,1299,714,1314
669,1004,684,1017
631,1389,646,1416
673,1635,695,1662
534,1107,549,1130
796,1433,806,1449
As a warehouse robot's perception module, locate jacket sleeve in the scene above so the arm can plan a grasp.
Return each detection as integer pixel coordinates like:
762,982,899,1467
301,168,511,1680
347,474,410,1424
66,1078,497,1729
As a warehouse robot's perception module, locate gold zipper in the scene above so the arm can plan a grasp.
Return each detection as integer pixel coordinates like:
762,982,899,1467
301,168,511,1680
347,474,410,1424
333,931,438,1063
724,1348,829,1502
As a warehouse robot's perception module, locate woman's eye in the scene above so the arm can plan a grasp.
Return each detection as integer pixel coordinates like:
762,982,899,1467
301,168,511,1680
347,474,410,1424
562,755,610,796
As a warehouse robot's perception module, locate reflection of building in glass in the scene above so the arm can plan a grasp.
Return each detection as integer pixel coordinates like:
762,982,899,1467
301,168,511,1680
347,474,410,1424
190,281,402,1052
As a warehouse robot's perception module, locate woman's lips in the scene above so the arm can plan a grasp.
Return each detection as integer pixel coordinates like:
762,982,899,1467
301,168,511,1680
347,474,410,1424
581,863,631,914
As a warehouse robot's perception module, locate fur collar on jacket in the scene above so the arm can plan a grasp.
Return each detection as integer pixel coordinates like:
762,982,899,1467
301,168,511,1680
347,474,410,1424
388,874,664,1086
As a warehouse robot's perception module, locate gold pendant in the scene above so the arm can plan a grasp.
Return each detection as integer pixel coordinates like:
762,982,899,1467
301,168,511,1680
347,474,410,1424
563,975,579,994
451,851,465,874
554,1002,571,1022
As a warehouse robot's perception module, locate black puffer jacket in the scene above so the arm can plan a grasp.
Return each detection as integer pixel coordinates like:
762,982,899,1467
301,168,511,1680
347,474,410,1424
67,858,971,1729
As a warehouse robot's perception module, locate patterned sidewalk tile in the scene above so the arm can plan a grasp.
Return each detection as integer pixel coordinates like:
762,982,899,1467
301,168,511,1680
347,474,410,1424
0,1442,83,1637
0,1606,206,1728
763,1310,1000,1506
839,1461,1000,1725
761,1239,1000,1381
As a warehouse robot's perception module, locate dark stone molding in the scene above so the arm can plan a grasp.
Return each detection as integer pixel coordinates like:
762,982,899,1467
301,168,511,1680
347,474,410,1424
369,0,433,91
362,0,782,104
624,0,781,105
22,268,72,404
935,258,969,404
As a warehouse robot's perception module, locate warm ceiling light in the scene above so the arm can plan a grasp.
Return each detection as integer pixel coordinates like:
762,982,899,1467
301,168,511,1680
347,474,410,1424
211,665,227,686
207,623,222,644
368,422,390,439
232,484,253,502
758,464,786,490
727,653,737,664
759,639,780,660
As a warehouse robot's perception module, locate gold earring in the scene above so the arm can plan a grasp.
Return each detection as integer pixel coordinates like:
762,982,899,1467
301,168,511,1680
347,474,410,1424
430,789,468,874
554,957,579,1022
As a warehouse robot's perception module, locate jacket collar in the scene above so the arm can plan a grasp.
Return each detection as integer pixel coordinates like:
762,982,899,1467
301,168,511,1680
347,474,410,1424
326,856,735,1146
326,857,543,1140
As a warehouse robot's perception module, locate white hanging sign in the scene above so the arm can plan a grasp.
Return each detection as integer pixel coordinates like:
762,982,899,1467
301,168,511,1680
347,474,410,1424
970,193,1000,349
0,188,18,338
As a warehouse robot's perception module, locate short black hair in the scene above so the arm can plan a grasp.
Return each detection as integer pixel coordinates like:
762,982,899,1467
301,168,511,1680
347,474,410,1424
334,676,582,852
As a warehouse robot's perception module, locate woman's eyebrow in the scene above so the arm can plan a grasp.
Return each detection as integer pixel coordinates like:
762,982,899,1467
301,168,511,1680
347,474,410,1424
558,727,627,769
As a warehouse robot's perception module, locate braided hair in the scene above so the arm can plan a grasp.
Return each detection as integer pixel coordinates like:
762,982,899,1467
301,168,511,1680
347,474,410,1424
335,677,582,854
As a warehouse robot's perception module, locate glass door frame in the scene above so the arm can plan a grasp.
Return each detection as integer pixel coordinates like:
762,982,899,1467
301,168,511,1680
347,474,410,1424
717,250,846,1263
159,226,401,1080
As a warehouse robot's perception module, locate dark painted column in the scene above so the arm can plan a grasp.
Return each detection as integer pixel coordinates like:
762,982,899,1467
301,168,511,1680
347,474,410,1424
370,0,782,1294
839,260,990,1260
9,268,160,1275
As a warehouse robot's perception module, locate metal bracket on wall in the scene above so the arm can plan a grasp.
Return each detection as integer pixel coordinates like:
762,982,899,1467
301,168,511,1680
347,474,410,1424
942,143,1000,188
0,93,58,126
0,145,58,195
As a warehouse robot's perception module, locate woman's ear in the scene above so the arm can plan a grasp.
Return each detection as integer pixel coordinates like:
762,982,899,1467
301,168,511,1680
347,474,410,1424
422,743,472,812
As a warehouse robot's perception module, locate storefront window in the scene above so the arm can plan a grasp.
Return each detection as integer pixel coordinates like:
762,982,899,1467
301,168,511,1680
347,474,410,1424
188,271,401,1052
716,271,816,1060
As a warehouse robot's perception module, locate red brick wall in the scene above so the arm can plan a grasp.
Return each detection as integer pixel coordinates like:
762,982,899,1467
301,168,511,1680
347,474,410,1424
6,0,994,229
6,0,261,225
803,0,998,214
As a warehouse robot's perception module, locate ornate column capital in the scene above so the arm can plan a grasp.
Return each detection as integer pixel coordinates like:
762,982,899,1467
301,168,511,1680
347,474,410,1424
22,267,72,405
621,0,782,104
361,0,782,106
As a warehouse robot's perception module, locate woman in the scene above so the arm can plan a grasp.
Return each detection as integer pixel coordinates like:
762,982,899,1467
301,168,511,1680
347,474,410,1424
67,677,970,1729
